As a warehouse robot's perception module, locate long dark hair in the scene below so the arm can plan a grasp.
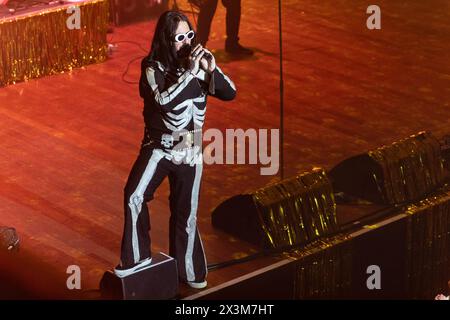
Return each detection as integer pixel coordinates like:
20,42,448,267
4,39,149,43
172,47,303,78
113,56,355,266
146,10,196,71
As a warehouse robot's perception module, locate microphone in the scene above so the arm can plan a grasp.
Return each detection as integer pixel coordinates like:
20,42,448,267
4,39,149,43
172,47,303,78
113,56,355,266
178,44,213,60
191,44,213,60
203,51,213,60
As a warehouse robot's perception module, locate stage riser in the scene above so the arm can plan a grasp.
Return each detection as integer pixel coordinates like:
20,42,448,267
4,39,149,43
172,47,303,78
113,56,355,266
197,193,450,300
197,263,297,300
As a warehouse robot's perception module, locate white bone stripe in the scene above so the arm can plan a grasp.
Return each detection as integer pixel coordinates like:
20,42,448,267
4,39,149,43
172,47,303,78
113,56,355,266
161,97,207,131
128,149,164,263
185,162,204,281
172,99,192,111
146,67,195,106
167,106,193,121
216,66,236,91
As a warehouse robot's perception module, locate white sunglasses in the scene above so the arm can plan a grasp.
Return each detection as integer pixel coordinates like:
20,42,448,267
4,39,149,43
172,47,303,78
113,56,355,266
173,30,195,43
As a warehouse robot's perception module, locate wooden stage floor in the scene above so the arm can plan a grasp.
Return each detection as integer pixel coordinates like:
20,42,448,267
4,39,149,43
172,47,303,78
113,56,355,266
0,0,449,298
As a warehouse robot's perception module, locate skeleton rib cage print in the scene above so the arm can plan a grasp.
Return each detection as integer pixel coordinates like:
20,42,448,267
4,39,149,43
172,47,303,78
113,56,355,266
139,59,236,151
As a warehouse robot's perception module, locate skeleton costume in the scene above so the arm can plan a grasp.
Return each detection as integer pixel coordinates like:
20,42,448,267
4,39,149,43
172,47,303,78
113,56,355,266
118,57,236,283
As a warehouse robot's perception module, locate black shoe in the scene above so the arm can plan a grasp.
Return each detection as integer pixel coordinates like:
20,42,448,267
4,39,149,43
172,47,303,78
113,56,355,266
225,42,254,56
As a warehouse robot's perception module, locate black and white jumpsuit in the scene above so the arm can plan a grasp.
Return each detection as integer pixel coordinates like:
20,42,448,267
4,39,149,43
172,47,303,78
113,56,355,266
119,58,236,283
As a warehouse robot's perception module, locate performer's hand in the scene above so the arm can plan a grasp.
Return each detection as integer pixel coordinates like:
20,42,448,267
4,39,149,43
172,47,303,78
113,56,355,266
189,44,205,75
201,48,216,74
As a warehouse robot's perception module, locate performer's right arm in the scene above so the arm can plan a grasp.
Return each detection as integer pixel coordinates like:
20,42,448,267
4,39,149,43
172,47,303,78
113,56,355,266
145,66,201,109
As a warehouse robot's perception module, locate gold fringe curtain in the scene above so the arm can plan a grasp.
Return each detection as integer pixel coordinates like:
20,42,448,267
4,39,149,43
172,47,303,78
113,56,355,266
405,187,450,299
292,237,352,299
368,131,444,204
252,168,338,249
288,186,450,299
0,0,109,87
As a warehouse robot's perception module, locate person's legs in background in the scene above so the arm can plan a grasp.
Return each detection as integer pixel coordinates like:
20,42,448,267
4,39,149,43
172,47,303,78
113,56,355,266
222,0,253,55
195,0,253,55
196,0,219,46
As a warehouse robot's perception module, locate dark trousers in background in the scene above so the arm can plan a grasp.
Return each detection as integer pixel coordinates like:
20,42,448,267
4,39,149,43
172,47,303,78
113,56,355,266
120,147,207,283
196,0,241,46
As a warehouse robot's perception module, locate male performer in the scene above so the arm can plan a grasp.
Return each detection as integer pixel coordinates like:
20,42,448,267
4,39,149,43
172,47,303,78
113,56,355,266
114,10,236,289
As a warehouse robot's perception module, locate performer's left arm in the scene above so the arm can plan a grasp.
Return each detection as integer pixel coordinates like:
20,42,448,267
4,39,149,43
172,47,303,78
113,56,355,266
207,66,237,101
197,49,236,101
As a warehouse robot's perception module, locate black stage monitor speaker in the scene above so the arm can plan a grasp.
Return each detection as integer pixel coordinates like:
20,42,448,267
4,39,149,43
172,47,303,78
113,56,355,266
100,252,178,300
212,168,338,249
329,131,445,205
111,0,168,26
